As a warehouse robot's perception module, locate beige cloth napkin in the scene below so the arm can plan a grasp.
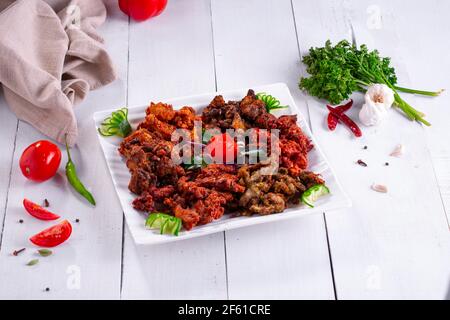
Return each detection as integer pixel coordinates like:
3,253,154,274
0,0,117,146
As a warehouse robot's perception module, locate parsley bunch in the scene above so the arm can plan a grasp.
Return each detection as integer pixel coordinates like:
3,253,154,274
299,40,443,126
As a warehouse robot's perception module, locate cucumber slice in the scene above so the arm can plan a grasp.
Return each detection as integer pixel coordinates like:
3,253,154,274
161,217,182,236
174,219,182,236
160,219,170,235
301,184,330,208
145,213,169,229
145,213,182,236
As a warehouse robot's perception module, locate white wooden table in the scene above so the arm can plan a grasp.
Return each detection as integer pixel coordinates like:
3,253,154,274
0,0,449,300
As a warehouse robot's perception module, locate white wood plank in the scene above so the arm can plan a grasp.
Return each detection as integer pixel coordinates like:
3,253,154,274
0,0,127,299
211,0,335,299
292,0,450,299
381,0,450,227
120,0,227,299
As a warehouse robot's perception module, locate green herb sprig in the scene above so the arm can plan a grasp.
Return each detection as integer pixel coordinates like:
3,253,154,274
256,93,289,113
98,108,132,137
299,40,443,126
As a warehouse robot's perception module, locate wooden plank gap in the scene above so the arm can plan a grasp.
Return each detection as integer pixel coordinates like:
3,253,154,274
323,213,338,300
0,119,19,251
209,0,218,92
119,14,131,299
289,0,312,130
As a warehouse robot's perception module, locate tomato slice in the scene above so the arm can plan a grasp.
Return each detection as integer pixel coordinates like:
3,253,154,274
23,199,60,221
29,220,72,248
205,133,237,164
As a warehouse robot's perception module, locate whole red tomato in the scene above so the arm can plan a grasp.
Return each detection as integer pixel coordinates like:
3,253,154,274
19,140,62,182
119,0,168,21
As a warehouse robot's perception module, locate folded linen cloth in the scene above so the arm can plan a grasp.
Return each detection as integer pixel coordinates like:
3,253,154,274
0,0,117,146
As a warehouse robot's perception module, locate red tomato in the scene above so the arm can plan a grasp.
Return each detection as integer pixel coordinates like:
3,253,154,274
19,140,61,182
119,0,168,21
205,133,237,164
23,199,60,221
30,220,72,248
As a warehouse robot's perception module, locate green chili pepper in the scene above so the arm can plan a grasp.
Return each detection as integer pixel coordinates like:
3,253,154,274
64,135,96,206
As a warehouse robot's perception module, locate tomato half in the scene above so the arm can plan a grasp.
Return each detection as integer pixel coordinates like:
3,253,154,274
30,220,72,248
19,140,62,182
205,133,237,164
23,199,60,221
118,0,168,21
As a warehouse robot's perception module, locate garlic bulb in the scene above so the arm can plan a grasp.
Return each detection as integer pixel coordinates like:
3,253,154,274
365,84,395,110
359,84,395,126
359,100,387,126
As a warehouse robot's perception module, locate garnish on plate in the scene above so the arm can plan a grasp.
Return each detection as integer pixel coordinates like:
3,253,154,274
98,108,132,137
65,135,96,206
299,40,443,126
145,213,182,236
256,92,288,113
301,184,330,208
183,154,208,171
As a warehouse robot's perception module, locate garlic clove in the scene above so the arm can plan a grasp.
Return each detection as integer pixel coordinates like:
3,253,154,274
371,184,388,193
390,144,404,157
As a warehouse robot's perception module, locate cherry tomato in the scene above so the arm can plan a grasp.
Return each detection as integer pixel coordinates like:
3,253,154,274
30,220,72,248
119,0,168,21
19,140,62,182
205,133,237,164
23,199,60,221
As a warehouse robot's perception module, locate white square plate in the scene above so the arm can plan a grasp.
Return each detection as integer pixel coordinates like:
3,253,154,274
94,83,351,245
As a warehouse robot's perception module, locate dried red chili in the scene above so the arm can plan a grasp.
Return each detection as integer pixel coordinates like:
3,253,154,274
327,100,353,131
327,105,362,137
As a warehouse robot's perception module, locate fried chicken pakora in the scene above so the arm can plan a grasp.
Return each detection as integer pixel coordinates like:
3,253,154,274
119,89,325,232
